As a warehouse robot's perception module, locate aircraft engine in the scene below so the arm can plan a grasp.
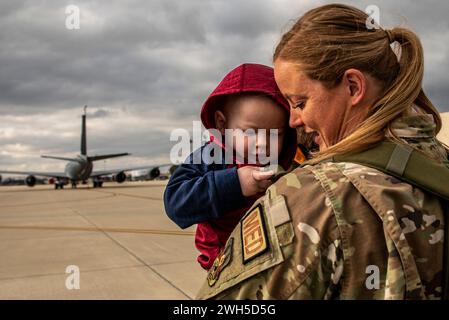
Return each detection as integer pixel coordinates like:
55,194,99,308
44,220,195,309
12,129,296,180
25,175,37,187
149,167,160,180
115,171,127,183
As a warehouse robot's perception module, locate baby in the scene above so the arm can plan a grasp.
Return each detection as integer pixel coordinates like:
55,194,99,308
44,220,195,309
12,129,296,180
164,63,296,270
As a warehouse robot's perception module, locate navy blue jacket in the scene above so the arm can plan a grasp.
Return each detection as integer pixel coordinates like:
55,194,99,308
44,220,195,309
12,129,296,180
163,144,247,229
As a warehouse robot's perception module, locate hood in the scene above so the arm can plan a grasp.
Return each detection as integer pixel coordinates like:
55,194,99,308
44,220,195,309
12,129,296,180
200,63,297,169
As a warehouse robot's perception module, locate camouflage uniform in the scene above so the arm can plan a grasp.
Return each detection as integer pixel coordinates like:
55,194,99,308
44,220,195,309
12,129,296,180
196,114,449,300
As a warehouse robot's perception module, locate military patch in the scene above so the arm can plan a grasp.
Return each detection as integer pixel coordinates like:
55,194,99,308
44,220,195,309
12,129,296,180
294,146,307,164
241,204,269,264
207,237,233,287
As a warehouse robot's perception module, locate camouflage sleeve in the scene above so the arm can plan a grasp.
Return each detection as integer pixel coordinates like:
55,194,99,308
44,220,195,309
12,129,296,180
196,167,343,300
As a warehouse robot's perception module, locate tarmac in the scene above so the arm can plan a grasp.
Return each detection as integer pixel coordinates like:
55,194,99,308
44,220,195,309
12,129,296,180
0,181,205,299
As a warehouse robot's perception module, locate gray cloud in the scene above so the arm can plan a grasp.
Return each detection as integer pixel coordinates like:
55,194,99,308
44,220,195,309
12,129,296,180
89,108,110,118
0,0,448,172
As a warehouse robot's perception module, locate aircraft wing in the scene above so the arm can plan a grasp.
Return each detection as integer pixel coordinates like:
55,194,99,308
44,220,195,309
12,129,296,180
90,164,173,177
0,170,67,179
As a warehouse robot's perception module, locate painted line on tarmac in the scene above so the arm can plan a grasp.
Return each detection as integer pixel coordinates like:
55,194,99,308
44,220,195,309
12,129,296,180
0,225,194,236
0,193,116,208
88,189,162,201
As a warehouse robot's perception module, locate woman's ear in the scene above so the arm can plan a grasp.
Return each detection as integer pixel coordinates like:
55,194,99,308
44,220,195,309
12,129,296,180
343,68,366,107
214,110,226,134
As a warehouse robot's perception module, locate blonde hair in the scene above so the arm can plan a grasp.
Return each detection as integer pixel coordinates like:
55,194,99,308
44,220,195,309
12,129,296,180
273,4,447,164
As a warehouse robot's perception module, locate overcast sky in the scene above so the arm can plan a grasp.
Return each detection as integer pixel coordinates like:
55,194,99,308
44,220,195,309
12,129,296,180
1,0,448,173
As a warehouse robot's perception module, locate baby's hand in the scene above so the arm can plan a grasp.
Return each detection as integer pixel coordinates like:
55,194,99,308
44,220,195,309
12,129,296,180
237,166,274,197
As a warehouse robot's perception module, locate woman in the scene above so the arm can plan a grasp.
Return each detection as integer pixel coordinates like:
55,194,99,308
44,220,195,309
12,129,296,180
196,4,449,300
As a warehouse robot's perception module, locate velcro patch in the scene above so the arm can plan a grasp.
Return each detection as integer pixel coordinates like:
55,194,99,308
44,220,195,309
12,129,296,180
241,204,269,264
269,195,291,227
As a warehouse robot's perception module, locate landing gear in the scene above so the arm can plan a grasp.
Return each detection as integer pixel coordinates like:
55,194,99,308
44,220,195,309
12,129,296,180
71,180,78,189
54,181,64,189
93,180,103,188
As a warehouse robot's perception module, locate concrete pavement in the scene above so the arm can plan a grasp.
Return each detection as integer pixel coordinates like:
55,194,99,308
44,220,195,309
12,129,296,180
0,181,205,299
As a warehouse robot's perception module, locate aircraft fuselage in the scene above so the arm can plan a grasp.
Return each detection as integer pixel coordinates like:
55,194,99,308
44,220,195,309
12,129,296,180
64,155,93,181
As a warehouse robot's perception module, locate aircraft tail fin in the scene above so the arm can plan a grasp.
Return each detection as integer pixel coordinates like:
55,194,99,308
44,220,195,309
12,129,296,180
42,106,129,164
81,105,87,156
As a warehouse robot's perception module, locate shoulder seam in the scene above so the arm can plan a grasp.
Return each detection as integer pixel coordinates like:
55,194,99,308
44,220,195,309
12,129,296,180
308,164,351,296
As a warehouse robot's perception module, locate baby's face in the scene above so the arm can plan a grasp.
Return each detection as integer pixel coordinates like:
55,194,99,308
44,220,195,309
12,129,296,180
217,95,287,164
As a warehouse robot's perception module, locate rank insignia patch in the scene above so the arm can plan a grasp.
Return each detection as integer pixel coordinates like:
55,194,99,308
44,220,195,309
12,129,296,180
241,204,269,264
207,237,233,287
